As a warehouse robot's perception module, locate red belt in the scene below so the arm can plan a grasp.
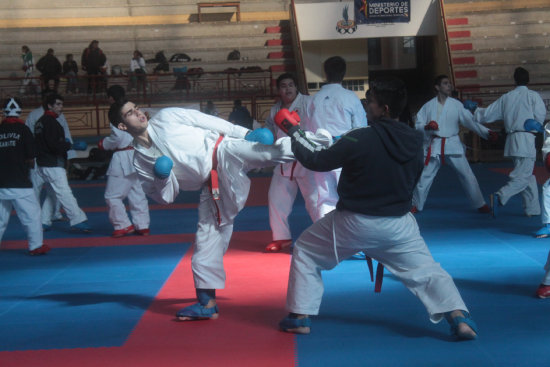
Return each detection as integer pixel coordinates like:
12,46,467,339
115,146,134,152
424,136,446,166
210,135,224,225
280,161,298,180
210,135,224,201
366,256,384,293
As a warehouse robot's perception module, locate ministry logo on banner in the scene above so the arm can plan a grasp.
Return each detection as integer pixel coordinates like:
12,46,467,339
355,0,410,24
336,4,357,34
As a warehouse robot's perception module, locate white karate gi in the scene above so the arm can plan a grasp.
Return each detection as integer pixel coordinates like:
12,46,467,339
308,83,368,217
0,188,43,251
26,107,75,222
412,97,490,211
475,86,546,215
287,210,468,321
265,93,319,241
131,108,329,289
539,123,550,285
102,126,150,231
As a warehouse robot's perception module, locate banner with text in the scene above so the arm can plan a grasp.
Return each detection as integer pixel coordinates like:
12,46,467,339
355,0,411,24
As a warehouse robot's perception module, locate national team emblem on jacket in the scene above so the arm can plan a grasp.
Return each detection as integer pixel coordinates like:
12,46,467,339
336,5,357,34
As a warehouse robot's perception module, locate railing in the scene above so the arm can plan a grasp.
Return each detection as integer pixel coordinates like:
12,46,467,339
1,68,276,136
0,68,275,107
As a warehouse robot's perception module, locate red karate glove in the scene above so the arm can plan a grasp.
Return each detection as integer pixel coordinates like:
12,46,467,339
97,138,105,151
274,108,301,135
488,130,499,142
424,121,439,131
545,154,550,173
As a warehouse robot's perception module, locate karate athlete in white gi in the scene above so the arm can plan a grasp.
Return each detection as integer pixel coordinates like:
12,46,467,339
412,75,494,213
533,123,550,298
274,77,478,341
100,126,150,237
308,56,368,219
264,73,319,252
0,97,49,255
99,85,150,238
26,98,76,223
109,100,331,321
32,93,91,232
474,67,546,217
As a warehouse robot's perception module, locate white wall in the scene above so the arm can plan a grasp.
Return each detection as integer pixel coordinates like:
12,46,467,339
296,0,438,41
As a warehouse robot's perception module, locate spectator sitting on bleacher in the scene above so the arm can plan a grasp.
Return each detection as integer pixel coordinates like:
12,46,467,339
129,50,147,92
63,54,79,94
36,48,62,93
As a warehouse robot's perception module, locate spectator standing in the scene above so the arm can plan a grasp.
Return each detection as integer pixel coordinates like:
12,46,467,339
81,40,106,94
20,45,40,95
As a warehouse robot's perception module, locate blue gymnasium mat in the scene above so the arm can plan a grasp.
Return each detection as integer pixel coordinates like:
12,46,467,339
0,243,189,351
294,162,550,367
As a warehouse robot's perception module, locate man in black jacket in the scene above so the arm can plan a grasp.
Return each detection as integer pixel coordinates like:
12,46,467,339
33,93,91,232
36,48,62,93
275,77,478,341
0,97,49,255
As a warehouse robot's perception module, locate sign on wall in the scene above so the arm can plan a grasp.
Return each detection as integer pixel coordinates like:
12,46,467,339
355,0,411,24
295,1,436,41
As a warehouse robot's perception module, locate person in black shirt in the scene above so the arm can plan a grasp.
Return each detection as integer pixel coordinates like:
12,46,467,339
0,97,49,255
275,77,478,341
228,99,253,130
33,93,91,232
36,48,62,93
62,54,79,94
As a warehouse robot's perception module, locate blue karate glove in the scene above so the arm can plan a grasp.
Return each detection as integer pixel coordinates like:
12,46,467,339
153,155,173,179
524,119,544,133
463,99,478,112
72,139,88,151
245,127,274,145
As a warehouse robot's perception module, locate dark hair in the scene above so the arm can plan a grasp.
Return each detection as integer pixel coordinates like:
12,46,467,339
233,99,242,107
276,73,297,89
107,85,126,103
22,45,29,53
108,99,128,128
47,48,54,54
66,53,73,59
513,67,529,86
368,77,407,119
324,56,346,83
434,74,449,86
43,93,64,110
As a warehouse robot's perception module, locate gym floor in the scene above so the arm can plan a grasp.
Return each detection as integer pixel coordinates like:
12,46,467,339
1,162,549,366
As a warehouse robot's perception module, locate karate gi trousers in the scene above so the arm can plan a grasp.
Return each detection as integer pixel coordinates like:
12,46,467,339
33,166,87,226
0,188,43,251
286,209,468,323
